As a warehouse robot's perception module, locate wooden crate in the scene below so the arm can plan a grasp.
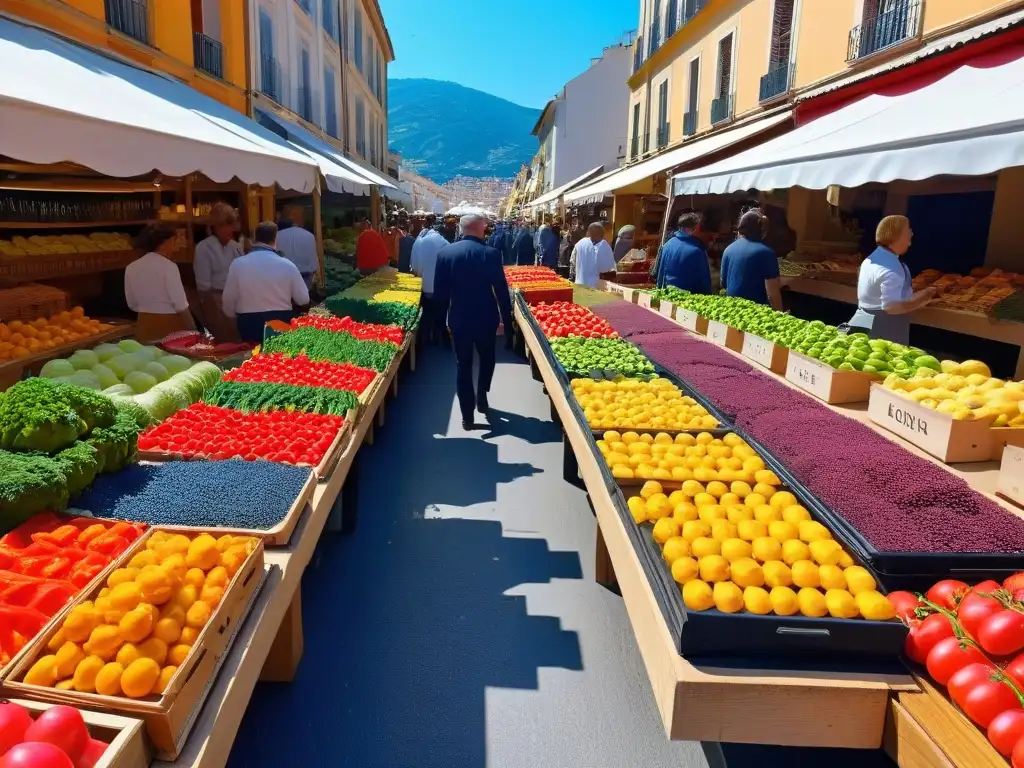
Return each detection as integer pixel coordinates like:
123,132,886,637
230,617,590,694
705,320,744,352
5,699,150,768
867,384,996,464
741,333,789,374
674,307,708,335
998,444,1024,507
3,528,265,761
658,300,676,320
637,292,658,310
785,350,881,404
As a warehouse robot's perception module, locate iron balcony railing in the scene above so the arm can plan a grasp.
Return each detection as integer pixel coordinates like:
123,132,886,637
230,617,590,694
297,86,316,123
759,62,793,102
105,0,147,43
683,110,698,137
848,0,920,61
710,94,733,125
259,56,282,103
633,35,644,71
656,123,670,149
192,32,223,79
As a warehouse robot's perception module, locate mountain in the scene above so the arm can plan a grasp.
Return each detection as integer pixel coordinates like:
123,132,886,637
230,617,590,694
387,79,541,183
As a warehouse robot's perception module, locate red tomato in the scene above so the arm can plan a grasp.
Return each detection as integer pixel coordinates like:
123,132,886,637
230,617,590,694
0,703,32,757
905,613,955,664
0,743,74,768
1004,573,1024,593
961,676,1021,728
926,637,990,685
1007,653,1024,690
959,590,1004,641
927,579,969,611
73,740,107,768
1013,732,1024,768
949,662,998,704
24,707,88,762
886,590,922,621
979,610,1024,657
990,709,1024,756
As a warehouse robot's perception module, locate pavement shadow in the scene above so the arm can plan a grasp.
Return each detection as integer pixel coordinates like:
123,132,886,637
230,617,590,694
479,407,561,446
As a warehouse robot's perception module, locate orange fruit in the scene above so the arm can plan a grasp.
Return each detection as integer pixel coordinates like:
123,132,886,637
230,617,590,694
121,658,160,698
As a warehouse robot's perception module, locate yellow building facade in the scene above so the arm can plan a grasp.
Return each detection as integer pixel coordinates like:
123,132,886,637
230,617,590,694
339,0,393,172
1,0,248,113
627,0,1024,158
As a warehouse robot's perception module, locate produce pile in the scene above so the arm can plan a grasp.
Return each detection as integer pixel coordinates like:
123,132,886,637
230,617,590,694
157,331,253,361
324,296,419,330
898,574,1024,763
0,307,116,364
585,297,680,338
912,267,1020,313
39,340,223,426
221,353,377,395
339,271,423,307
532,302,619,339
204,381,359,416
1,514,143,670
0,379,141,529
549,337,655,378
137,403,345,467
291,314,404,345
572,286,620,307
882,359,1024,425
261,327,399,373
321,256,360,295
624,465,895,620
20,530,258,700
76,460,313,530
589,299,1024,554
0,701,112,768
504,266,573,304
570,377,719,431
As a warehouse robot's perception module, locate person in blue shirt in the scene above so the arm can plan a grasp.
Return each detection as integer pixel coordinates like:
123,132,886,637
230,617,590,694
720,209,784,309
512,224,535,266
656,212,711,294
536,221,560,267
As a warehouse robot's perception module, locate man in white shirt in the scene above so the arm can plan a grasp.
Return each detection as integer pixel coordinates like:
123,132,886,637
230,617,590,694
193,202,243,341
222,221,311,343
410,226,448,346
570,222,616,287
274,204,319,290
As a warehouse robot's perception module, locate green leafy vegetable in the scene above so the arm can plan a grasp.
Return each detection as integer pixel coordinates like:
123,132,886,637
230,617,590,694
54,441,102,497
0,450,72,532
324,296,420,329
261,327,398,372
86,410,141,474
0,378,116,454
204,381,359,416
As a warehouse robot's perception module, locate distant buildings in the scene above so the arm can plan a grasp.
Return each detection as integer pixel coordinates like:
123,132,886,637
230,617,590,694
442,177,514,213
399,167,454,213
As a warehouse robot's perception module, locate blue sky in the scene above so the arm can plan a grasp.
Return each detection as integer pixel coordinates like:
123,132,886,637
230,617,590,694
379,0,638,109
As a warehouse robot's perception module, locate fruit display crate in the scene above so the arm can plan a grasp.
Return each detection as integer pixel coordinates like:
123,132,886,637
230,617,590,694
3,527,266,761
784,350,882,404
705,320,744,353
636,292,659,311
740,333,790,375
673,306,710,335
3,698,150,768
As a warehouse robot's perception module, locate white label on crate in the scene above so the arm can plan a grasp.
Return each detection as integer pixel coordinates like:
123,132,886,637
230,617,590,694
742,334,775,368
676,308,702,332
867,386,956,455
785,352,833,401
659,301,675,319
637,293,652,309
706,320,730,346
998,446,1024,503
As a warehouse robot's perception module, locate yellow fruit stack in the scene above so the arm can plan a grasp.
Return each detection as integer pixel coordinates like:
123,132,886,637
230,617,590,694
626,477,896,621
24,531,257,699
599,430,770,482
883,360,1024,426
571,377,719,431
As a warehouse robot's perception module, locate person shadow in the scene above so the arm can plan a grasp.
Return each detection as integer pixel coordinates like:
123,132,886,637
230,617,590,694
478,407,560,446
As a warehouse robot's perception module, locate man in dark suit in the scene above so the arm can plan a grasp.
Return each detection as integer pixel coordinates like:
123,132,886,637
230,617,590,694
434,213,513,430
512,222,535,266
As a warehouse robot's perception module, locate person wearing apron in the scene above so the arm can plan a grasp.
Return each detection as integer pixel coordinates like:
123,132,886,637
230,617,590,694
124,223,196,344
847,215,936,345
193,202,242,342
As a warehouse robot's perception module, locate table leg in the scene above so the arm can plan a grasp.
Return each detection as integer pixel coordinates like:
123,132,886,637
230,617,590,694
390,374,399,398
363,421,374,446
376,399,386,429
595,524,617,587
563,432,586,490
260,588,304,682
410,335,417,371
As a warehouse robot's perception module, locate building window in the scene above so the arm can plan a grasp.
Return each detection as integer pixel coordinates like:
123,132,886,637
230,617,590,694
365,34,373,85
295,0,311,14
105,0,148,44
380,124,386,170
355,97,366,157
649,0,661,55
711,33,734,124
642,97,651,154
298,45,313,122
849,0,919,61
684,57,699,136
760,0,795,102
323,0,339,41
354,7,363,72
369,115,377,166
375,52,383,103
325,67,338,137
656,80,669,149
666,0,679,38
630,103,641,159
258,8,281,102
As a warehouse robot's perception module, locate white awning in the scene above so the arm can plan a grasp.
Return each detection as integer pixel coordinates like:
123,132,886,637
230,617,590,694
565,111,793,204
0,17,318,192
255,110,371,194
673,50,1024,195
527,165,605,209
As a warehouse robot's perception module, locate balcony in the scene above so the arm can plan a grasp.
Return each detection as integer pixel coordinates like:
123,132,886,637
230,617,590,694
710,94,733,125
259,56,282,103
296,86,316,124
683,110,697,137
192,32,223,79
105,0,148,44
848,0,920,61
633,36,644,72
759,62,793,103
323,2,340,41
656,123,670,150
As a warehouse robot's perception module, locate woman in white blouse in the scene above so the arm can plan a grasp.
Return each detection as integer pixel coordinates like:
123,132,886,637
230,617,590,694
124,223,195,343
193,203,243,341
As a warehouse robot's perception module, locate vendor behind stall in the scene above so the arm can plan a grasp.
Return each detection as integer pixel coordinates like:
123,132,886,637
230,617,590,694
193,203,242,341
846,215,936,344
124,223,196,343
656,212,711,294
221,222,310,343
720,209,784,310
355,219,390,272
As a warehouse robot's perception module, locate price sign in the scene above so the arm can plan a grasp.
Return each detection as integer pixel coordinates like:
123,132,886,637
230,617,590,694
706,321,730,347
676,309,703,333
785,352,834,401
659,301,675,319
998,446,1024,507
741,334,774,368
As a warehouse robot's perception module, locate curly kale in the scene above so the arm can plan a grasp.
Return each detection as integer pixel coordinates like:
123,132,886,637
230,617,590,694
0,450,71,533
0,379,116,454
204,381,359,416
86,410,141,474
54,441,102,498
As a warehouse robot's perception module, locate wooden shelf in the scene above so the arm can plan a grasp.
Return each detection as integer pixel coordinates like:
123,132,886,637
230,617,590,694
0,322,136,390
0,219,153,229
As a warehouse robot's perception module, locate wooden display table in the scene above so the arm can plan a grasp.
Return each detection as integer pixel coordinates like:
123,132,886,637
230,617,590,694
786,277,1024,379
154,332,414,768
0,322,136,391
514,303,916,749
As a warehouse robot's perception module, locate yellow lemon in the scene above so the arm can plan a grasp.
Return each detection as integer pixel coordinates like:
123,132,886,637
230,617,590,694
743,586,773,615
809,539,844,566
121,658,160,698
753,504,781,524
818,564,847,591
646,497,672,521
698,554,730,583
719,492,742,508
745,493,769,509
762,560,793,588
791,560,820,589
94,662,124,696
662,537,691,564
693,492,717,508
653,517,681,544
751,537,782,563
769,490,797,510
825,589,859,619
726,505,754,525
855,590,896,621
72,655,105,692
797,587,828,617
673,503,698,523
705,481,728,498
729,558,764,589
671,556,700,585
640,480,664,499
627,496,647,524
797,520,831,543
721,538,753,562
782,505,812,525
668,490,687,506
682,520,711,542
730,481,752,498
691,537,721,558
713,581,744,613
781,539,811,566
768,521,799,542
843,566,877,595
710,519,738,542
681,480,704,497
737,519,768,542
681,579,714,611
770,586,800,616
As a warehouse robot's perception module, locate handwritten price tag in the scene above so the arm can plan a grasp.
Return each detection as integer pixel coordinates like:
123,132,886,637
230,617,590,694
706,321,730,346
659,301,675,319
741,334,774,368
785,352,833,400
676,309,702,333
